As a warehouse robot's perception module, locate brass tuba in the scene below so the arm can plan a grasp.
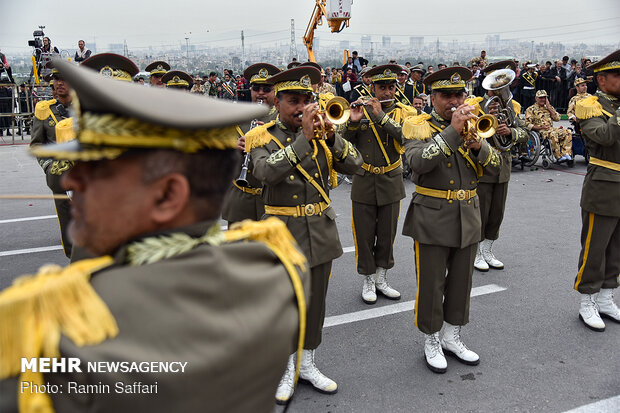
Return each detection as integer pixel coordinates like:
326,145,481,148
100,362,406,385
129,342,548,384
482,68,517,150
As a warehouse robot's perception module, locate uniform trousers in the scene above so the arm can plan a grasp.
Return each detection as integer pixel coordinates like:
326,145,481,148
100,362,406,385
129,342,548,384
477,182,509,240
352,201,400,275
413,241,476,334
47,172,72,258
541,128,572,158
305,261,332,349
574,210,620,294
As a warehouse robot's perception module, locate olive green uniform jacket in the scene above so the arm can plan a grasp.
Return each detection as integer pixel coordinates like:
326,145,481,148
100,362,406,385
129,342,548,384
250,118,362,267
0,220,309,413
221,107,277,223
402,112,501,248
577,91,620,217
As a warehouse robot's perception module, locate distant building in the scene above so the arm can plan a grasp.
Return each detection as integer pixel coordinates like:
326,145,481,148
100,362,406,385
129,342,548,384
382,36,391,48
361,35,371,52
409,36,424,50
108,43,124,54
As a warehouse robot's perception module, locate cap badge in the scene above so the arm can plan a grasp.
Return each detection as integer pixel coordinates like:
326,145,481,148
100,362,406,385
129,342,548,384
383,69,392,77
450,73,461,84
259,68,268,78
172,76,180,83
300,75,310,87
157,65,163,71
100,66,114,78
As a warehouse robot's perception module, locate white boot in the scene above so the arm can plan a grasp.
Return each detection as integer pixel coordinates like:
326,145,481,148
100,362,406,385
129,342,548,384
596,289,620,323
480,239,504,269
299,349,337,394
474,243,489,272
441,323,480,365
579,294,605,332
275,354,296,405
375,267,401,299
361,275,377,304
424,332,447,373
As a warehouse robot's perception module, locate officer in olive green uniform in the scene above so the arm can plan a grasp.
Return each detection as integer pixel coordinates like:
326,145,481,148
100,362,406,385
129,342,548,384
0,58,310,413
248,66,362,403
350,67,373,101
344,64,417,304
525,90,573,161
410,64,427,97
401,67,500,373
573,49,620,331
30,64,74,258
475,61,529,271
145,60,170,87
221,63,280,225
161,70,193,90
395,65,414,106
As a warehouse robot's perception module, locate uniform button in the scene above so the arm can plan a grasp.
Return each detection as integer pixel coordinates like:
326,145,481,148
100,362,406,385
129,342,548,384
286,138,292,143
466,163,470,168
305,152,309,156
314,173,319,178
312,155,317,160
368,139,372,143
289,175,295,180
365,154,369,158
468,200,472,204
447,162,452,167
470,180,475,185
449,180,455,184
292,195,298,200
448,200,453,204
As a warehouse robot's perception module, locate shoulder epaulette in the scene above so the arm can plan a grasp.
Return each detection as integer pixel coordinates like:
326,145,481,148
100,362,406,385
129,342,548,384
465,96,484,116
34,99,57,120
511,100,522,115
244,120,277,152
402,113,433,140
575,96,603,120
55,117,76,143
0,256,116,410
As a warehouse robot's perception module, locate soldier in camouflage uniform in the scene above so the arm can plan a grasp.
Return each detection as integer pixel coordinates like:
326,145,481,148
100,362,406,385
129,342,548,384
573,49,620,331
401,67,501,374
248,66,362,403
474,61,529,272
30,65,74,257
567,77,591,122
344,64,417,304
221,63,280,225
525,89,573,161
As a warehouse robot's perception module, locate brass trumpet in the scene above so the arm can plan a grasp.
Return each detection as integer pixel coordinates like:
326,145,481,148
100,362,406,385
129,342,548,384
298,97,351,139
451,107,497,142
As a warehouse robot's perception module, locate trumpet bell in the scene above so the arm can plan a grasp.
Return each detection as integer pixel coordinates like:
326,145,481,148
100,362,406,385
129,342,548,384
475,114,498,139
324,96,351,125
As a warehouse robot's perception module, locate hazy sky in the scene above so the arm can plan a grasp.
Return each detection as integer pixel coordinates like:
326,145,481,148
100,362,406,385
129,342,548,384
2,0,619,54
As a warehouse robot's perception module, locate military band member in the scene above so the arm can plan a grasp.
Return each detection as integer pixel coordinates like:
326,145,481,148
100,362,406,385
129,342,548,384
30,63,74,258
344,64,417,303
220,72,237,100
518,64,538,109
410,64,427,97
221,63,280,225
401,67,500,373
567,77,591,122
350,66,373,101
145,60,170,87
318,69,337,95
161,70,193,90
573,49,620,331
525,90,573,162
474,61,529,271
395,65,414,106
247,66,362,403
0,58,310,413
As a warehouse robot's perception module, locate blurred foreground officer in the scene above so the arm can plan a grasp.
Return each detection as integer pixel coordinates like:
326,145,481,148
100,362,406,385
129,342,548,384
525,90,573,162
474,61,529,271
401,67,500,373
0,59,310,413
344,64,417,303
162,70,193,90
221,63,280,225
248,66,362,403
145,60,170,87
573,49,620,331
30,63,74,258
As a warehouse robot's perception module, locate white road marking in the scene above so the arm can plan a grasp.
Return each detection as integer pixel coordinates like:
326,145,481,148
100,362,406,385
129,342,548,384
0,215,57,224
562,395,620,413
324,284,507,328
0,245,64,257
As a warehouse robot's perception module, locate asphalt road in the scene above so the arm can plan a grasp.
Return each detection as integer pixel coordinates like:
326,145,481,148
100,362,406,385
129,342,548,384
0,138,618,413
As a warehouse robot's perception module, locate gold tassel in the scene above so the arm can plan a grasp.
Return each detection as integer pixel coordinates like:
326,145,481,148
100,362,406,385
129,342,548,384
465,96,484,116
511,100,522,115
55,117,76,143
0,256,116,413
402,113,432,140
575,96,603,120
34,99,57,121
244,120,277,152
226,218,307,272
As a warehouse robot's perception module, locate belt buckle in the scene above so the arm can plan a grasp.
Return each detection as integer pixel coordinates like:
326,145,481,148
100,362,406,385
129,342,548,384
304,203,316,216
456,189,467,201
372,166,382,174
